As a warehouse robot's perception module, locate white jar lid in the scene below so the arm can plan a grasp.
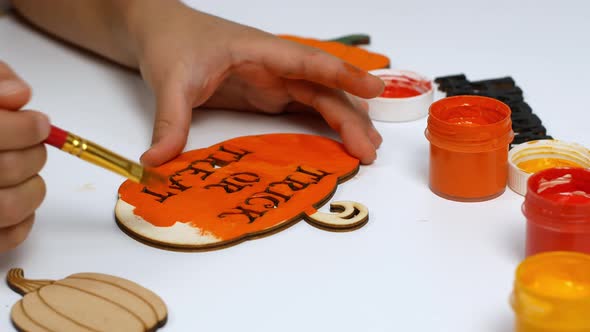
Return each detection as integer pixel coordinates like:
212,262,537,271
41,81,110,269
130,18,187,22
366,69,434,122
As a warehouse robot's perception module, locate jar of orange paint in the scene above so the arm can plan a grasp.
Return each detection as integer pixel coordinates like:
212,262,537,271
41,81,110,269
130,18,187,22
425,95,514,201
523,167,590,257
511,251,590,332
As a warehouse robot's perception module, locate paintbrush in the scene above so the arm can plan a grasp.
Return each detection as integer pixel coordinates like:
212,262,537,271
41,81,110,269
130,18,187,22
44,125,167,187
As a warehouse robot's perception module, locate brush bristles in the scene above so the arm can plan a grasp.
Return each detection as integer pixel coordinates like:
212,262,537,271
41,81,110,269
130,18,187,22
140,168,167,187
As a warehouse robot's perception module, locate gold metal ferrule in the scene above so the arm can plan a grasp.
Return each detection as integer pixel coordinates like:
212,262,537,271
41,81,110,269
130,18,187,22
62,133,144,183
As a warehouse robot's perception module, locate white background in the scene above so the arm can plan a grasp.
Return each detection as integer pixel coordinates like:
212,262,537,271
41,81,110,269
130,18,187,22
1,1,589,331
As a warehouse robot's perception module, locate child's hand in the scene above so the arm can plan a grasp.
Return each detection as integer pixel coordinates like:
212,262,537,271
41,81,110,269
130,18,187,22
129,1,384,166
0,62,49,253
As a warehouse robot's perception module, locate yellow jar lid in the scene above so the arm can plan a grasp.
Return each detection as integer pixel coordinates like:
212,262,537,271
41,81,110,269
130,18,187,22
512,252,590,330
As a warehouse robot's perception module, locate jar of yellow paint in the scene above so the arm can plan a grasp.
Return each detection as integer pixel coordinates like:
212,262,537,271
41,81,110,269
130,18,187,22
511,252,590,332
508,140,590,195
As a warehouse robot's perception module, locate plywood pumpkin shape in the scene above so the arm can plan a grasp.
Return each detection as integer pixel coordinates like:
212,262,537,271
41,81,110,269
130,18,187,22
116,134,369,251
7,268,167,332
279,34,391,71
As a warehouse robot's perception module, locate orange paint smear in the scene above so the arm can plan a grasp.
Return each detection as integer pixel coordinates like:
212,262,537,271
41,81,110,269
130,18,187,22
381,86,421,98
118,134,359,241
378,74,431,98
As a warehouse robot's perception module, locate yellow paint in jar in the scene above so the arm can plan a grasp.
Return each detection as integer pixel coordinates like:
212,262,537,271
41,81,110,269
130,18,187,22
511,252,590,332
517,158,583,174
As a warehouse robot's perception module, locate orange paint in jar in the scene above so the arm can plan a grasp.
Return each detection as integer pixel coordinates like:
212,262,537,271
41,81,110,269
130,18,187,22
425,96,514,201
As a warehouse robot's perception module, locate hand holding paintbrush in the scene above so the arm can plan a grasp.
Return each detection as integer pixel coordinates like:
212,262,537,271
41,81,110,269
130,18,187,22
0,63,47,253
0,61,169,254
44,126,167,187
1,0,384,256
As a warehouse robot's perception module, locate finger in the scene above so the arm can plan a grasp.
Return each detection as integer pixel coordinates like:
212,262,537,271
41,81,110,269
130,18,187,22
0,110,51,149
0,175,46,229
368,126,383,149
241,36,384,99
0,61,32,110
140,80,192,166
286,96,369,114
286,94,382,149
283,101,315,114
346,94,383,149
346,94,369,113
0,214,35,253
285,80,378,164
0,144,47,187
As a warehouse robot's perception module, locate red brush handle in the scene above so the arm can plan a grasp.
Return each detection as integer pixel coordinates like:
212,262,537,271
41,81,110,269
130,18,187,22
44,125,69,149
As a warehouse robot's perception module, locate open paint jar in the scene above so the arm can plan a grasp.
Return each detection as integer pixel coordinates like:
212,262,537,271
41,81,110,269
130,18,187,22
509,140,590,195
367,69,433,122
511,251,590,332
425,95,514,201
523,167,590,256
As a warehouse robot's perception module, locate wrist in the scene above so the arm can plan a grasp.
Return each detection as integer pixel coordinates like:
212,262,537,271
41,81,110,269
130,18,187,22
119,0,187,68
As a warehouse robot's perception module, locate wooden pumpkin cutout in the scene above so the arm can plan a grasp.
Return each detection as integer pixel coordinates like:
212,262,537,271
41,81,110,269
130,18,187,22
278,34,391,71
116,134,369,251
7,268,167,332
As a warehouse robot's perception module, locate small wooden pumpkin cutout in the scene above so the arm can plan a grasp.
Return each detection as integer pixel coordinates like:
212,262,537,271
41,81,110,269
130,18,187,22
116,134,369,251
7,268,167,332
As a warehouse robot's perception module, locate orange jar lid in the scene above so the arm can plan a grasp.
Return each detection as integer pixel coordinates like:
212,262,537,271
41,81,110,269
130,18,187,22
425,95,513,152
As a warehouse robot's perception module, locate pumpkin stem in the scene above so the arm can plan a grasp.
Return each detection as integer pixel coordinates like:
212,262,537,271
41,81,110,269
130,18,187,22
6,268,54,295
328,34,371,46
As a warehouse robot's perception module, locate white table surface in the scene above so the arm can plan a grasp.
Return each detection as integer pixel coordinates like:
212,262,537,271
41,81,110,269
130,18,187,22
1,1,589,331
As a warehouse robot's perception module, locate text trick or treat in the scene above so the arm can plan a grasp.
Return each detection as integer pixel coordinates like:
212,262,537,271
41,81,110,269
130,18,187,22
116,134,369,250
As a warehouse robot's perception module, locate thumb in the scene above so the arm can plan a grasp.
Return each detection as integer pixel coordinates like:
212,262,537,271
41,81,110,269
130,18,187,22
140,81,192,167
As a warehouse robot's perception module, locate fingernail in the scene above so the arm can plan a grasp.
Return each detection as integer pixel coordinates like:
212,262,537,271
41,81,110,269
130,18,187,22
362,150,377,165
140,151,149,164
369,126,383,149
140,149,158,167
35,112,51,139
0,80,29,96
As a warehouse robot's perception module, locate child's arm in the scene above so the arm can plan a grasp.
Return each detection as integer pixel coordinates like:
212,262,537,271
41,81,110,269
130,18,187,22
10,0,140,67
11,0,384,165
0,62,49,252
